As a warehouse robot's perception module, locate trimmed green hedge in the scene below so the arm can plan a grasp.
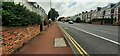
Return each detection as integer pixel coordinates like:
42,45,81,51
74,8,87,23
92,18,114,24
2,2,42,26
92,18,114,22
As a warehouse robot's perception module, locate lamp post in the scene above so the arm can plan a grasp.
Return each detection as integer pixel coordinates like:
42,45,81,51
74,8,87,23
49,0,52,24
50,0,51,9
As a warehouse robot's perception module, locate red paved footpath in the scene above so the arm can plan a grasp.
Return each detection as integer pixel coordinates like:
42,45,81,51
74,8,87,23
13,22,74,55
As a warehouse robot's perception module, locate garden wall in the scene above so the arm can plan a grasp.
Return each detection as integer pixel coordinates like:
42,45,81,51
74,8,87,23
0,25,40,54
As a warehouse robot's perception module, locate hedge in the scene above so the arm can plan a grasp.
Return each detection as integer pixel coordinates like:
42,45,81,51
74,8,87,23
92,18,114,22
2,2,42,26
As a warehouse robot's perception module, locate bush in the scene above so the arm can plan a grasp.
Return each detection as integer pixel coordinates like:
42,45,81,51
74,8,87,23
76,17,82,23
2,2,42,26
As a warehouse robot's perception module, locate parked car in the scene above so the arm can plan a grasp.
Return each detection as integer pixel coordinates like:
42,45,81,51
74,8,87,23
68,21,74,24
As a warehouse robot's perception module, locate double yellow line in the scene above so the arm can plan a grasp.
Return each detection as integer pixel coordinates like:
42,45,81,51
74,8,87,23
59,25,89,56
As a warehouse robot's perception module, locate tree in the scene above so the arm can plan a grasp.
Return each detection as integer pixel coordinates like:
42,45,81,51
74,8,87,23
76,17,81,23
2,2,42,26
48,8,59,21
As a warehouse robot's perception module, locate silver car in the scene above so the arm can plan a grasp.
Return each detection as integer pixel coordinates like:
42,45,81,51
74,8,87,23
68,21,74,24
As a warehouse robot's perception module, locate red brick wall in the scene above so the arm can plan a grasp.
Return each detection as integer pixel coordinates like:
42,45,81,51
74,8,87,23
0,25,40,54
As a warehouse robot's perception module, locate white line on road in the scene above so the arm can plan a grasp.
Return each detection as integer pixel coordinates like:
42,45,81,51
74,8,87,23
69,26,120,45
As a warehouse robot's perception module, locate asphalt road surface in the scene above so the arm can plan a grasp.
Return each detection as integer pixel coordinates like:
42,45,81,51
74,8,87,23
58,21,119,55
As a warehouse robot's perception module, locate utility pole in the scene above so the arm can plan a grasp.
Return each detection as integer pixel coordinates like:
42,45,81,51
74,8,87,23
49,0,52,24
50,0,51,18
50,0,51,9
47,0,52,27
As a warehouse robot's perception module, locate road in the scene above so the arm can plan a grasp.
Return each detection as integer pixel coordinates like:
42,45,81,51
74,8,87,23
58,22,119,55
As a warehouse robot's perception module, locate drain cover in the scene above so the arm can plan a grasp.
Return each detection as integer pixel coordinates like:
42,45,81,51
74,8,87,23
54,38,67,48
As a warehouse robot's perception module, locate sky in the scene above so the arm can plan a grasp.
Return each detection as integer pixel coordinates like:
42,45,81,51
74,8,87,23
28,0,120,17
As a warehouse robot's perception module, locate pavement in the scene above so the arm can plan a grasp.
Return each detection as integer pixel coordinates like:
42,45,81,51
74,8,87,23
12,22,74,55
58,21,119,55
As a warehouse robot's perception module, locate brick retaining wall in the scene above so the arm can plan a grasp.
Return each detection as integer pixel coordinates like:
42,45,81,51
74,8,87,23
0,25,40,54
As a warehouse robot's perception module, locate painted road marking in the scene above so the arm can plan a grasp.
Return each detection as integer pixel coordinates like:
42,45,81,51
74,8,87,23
65,31,88,55
69,26,120,45
59,25,89,56
63,30,84,55
64,30,89,56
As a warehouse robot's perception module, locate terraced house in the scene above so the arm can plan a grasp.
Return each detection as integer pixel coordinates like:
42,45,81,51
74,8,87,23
75,2,120,26
96,5,115,25
86,10,93,23
91,10,97,20
112,2,120,25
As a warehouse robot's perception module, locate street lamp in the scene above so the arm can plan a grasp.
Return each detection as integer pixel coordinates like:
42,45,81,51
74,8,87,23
50,0,51,9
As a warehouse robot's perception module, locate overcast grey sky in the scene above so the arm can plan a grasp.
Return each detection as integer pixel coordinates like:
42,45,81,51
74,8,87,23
28,0,120,17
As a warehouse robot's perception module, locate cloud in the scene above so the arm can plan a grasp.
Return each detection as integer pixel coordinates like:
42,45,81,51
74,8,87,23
34,0,120,17
68,2,77,8
32,0,119,2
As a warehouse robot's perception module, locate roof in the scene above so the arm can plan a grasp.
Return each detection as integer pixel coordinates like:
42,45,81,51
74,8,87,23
111,2,120,9
27,2,37,8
